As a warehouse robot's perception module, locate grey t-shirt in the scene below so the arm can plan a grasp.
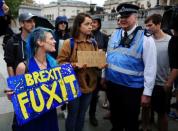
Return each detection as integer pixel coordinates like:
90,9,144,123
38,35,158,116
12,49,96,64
154,34,171,86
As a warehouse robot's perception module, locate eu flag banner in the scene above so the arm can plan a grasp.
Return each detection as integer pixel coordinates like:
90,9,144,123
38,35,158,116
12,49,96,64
7,64,81,125
0,0,4,16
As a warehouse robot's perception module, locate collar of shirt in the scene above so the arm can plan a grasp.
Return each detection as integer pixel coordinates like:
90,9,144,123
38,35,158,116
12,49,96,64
75,38,93,44
122,24,137,37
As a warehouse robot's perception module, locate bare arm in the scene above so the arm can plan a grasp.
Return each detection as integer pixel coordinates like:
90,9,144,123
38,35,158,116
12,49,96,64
15,62,26,75
165,69,178,91
7,66,15,76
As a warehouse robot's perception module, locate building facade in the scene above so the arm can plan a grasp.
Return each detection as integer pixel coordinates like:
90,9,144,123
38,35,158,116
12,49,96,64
19,0,90,21
103,0,175,13
19,4,42,16
42,1,90,20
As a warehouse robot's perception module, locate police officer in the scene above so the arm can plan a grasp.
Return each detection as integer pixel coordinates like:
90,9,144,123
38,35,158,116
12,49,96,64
103,3,157,131
144,14,171,131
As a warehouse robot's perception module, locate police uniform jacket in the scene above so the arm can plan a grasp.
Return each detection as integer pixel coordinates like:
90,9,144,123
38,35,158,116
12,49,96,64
105,25,157,96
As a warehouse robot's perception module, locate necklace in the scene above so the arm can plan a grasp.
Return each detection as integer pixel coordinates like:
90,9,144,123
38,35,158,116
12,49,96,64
34,56,47,68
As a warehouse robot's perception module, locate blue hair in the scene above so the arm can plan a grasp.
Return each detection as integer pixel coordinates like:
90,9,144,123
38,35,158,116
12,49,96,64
26,27,58,67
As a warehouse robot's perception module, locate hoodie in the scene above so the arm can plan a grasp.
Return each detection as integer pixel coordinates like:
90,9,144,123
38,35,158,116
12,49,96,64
92,16,109,51
51,16,70,58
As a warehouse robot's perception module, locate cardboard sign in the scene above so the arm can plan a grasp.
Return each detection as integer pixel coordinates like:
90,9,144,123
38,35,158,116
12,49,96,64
7,64,81,125
77,51,106,67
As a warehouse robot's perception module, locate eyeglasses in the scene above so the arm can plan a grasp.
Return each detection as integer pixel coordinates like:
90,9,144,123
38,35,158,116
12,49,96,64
59,21,67,24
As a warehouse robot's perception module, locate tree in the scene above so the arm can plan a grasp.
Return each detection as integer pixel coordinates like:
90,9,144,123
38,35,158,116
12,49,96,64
5,0,24,17
24,0,34,4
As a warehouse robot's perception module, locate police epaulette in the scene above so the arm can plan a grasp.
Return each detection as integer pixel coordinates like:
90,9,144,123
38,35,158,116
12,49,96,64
144,29,152,37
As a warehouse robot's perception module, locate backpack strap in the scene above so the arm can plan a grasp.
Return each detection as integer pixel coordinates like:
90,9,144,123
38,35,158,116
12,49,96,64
13,34,22,61
69,38,75,62
70,37,75,51
90,38,97,51
69,37,98,61
70,37,97,51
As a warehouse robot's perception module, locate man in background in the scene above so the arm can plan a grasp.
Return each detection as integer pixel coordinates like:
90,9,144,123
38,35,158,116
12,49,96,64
51,15,70,58
89,16,109,127
4,13,35,76
145,13,171,131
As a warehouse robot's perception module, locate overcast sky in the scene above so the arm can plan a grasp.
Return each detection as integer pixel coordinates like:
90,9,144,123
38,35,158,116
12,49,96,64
34,0,105,6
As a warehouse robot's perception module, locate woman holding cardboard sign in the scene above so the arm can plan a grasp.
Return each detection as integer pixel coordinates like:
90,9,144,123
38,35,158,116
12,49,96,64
11,27,59,131
57,13,106,131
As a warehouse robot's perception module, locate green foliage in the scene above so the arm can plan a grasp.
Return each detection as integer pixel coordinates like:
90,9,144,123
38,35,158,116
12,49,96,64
5,0,24,17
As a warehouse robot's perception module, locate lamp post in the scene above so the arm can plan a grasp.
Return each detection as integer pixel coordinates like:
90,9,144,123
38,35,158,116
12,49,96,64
57,0,60,16
156,0,159,6
90,3,96,15
109,0,111,13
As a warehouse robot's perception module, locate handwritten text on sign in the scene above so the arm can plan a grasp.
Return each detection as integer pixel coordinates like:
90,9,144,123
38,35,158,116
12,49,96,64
7,64,81,125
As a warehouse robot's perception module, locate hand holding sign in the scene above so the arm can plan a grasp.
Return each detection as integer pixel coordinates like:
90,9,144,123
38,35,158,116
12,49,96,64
4,89,14,100
98,63,108,69
71,62,88,69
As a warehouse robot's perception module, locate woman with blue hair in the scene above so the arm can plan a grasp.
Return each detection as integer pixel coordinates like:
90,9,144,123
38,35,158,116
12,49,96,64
12,27,59,131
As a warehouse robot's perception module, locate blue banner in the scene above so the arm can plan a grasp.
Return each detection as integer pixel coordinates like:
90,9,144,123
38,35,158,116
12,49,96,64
0,0,4,16
7,64,81,125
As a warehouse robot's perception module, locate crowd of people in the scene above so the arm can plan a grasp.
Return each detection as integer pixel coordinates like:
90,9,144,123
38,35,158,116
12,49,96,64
1,1,178,131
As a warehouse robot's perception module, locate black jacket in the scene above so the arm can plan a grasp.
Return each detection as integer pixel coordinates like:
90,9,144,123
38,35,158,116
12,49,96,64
50,30,70,58
92,30,109,51
168,36,178,69
4,33,26,71
50,15,70,58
